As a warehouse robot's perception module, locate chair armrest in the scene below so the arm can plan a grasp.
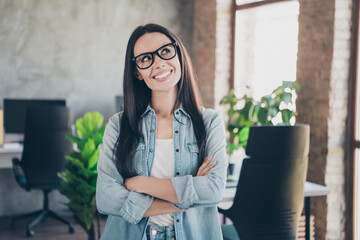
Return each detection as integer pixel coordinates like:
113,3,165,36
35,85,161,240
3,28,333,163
12,158,27,188
217,207,227,215
12,158,21,164
12,158,23,176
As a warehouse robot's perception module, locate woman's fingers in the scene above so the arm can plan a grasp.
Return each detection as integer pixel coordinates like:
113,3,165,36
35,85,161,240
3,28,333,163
197,156,216,176
203,161,216,176
198,156,212,172
197,156,212,176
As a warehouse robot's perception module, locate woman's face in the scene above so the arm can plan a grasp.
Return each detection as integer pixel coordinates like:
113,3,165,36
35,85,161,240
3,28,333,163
133,32,181,93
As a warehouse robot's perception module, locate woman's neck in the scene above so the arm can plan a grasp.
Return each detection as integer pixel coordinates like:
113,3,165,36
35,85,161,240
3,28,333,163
151,89,179,119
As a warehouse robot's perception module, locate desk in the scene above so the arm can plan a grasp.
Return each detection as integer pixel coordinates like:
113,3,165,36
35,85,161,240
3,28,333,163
0,144,23,168
221,181,330,240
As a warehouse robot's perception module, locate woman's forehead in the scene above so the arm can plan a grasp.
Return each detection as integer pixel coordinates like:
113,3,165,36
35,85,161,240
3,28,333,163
134,32,172,56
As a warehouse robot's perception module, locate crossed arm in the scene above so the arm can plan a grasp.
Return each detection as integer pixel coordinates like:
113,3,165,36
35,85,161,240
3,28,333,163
96,111,227,223
124,156,216,217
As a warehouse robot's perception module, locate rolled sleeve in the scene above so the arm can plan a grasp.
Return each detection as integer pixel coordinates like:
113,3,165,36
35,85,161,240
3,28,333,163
171,175,199,209
118,192,153,224
171,110,228,209
96,113,153,224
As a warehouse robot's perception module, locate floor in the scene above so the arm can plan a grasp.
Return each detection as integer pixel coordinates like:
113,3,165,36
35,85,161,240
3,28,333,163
0,213,106,240
0,212,228,240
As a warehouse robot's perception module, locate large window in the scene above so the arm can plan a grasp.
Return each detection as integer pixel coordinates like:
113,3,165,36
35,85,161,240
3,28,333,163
233,0,299,100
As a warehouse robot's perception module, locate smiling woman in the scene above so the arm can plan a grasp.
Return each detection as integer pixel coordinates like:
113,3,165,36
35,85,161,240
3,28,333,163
95,24,228,240
133,32,182,93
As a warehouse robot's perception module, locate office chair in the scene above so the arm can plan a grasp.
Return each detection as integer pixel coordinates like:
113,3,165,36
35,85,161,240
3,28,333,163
219,125,310,240
10,106,75,237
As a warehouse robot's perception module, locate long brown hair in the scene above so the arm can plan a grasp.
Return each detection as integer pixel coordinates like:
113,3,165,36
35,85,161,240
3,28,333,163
115,24,206,179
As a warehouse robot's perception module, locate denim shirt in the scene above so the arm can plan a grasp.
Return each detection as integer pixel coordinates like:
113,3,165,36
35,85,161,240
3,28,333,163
96,105,228,240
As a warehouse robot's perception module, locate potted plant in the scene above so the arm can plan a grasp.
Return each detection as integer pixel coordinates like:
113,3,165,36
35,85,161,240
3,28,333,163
220,81,300,179
58,112,107,240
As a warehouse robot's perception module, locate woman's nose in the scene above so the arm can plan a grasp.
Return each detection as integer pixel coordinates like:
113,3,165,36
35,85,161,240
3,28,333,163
153,54,166,68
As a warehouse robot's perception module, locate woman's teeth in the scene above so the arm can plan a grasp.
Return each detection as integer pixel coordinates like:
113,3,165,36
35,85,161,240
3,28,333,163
154,71,171,79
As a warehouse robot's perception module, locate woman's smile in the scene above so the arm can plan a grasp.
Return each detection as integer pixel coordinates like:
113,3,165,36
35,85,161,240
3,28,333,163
153,69,173,82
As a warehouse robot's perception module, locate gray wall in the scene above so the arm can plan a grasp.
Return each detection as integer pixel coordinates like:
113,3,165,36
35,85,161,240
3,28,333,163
0,0,194,121
0,0,194,216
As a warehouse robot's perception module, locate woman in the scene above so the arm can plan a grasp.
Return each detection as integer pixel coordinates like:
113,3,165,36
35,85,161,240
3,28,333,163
96,23,228,240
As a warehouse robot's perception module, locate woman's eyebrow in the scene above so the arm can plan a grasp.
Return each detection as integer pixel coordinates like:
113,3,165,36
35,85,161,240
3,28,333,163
136,42,172,56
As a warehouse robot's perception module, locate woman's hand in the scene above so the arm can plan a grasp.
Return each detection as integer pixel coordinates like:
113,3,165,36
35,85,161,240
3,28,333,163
196,156,216,176
124,176,145,193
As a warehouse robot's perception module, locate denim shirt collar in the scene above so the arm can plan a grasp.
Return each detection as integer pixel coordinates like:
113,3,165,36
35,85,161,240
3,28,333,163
141,103,190,124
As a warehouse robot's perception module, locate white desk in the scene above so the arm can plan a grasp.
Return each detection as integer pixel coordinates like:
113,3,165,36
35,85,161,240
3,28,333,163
220,181,330,240
222,181,330,202
0,143,23,168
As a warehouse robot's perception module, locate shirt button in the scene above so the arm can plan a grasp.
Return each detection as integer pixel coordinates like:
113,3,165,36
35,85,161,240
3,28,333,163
176,111,179,115
176,149,179,152
150,129,154,133
176,219,180,222
150,149,153,152
175,130,179,134
176,172,180,175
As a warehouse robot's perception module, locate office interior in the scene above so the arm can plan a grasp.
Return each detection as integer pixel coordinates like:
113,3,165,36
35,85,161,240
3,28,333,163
0,0,359,239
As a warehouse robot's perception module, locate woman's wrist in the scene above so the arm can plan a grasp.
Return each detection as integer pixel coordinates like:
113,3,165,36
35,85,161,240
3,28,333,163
137,176,148,193
138,176,155,194
124,175,148,193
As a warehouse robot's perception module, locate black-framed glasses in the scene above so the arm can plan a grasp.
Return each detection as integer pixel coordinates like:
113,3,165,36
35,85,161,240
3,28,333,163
132,42,178,69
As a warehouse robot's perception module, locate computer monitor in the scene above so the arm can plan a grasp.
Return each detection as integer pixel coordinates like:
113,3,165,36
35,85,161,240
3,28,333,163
115,95,124,113
3,99,66,134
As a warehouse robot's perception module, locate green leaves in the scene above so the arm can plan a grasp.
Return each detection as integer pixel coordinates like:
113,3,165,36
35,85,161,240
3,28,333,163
76,112,104,138
87,148,99,170
220,81,300,153
281,109,294,124
238,126,250,143
70,197,97,231
82,139,96,161
58,111,106,236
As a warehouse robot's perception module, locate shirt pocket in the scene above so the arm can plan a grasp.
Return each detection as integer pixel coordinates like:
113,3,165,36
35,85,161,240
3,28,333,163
187,142,199,176
133,142,145,175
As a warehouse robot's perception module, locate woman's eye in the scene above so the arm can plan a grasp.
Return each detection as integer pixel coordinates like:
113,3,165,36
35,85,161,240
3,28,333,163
141,55,151,62
161,48,171,55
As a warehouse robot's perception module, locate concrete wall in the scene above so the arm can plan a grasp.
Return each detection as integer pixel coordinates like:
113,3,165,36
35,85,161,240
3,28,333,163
0,0,194,216
0,0,194,121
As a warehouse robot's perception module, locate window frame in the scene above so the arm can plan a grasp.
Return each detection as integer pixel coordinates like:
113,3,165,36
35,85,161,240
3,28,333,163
348,0,360,238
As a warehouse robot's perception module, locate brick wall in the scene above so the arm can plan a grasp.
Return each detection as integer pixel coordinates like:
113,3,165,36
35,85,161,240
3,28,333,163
215,0,232,111
326,0,352,239
296,0,352,239
193,0,232,110
193,0,217,108
296,1,334,238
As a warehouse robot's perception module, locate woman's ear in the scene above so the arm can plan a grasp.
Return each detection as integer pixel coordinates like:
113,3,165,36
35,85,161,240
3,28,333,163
135,71,143,80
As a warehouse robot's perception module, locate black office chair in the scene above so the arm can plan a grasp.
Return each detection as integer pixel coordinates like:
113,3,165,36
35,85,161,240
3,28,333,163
219,125,310,240
10,106,75,237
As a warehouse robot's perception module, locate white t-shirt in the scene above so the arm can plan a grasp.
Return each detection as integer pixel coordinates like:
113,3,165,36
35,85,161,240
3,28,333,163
148,138,175,226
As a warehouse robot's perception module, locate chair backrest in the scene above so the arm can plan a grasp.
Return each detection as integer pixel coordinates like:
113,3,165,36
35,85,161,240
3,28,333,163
230,124,309,240
21,106,72,188
246,124,310,159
